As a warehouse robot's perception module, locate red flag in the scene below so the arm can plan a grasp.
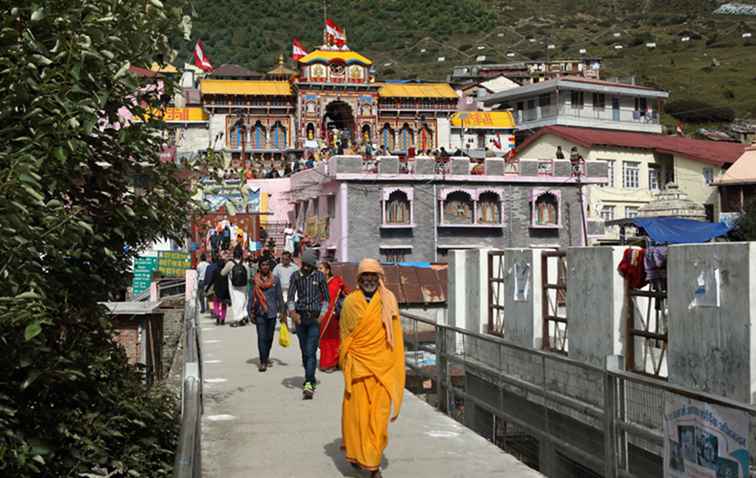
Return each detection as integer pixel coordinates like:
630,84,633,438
492,133,502,150
193,40,214,72
292,38,308,61
325,18,346,47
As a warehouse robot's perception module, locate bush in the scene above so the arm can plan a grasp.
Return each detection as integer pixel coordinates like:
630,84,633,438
666,99,736,123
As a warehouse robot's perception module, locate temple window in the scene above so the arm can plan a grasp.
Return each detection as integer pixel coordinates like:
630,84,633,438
531,190,561,228
442,190,474,225
271,121,286,149
229,122,246,149
399,123,414,151
418,126,434,151
252,121,267,149
478,191,502,224
381,124,394,151
382,188,413,226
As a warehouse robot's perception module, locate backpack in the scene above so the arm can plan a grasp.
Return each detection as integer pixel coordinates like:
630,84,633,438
231,262,247,287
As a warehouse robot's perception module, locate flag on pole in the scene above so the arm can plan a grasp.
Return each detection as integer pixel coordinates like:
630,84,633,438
292,38,308,61
492,133,502,150
325,18,346,47
193,40,214,72
676,121,684,136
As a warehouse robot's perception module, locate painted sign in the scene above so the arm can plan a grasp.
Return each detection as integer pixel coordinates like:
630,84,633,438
132,256,158,296
158,251,191,278
664,395,749,478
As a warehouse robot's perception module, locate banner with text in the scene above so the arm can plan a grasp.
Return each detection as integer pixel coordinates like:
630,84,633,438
132,256,158,296
158,251,191,278
664,395,749,478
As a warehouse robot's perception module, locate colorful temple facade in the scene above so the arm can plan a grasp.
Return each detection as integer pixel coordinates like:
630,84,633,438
191,45,461,166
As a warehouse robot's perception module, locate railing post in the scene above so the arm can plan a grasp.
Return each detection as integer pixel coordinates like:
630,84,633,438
604,370,618,478
435,324,448,414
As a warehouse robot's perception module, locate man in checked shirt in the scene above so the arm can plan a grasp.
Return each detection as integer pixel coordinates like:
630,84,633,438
287,249,330,399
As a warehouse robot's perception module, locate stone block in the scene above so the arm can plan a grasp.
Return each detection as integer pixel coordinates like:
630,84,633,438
586,161,608,179
554,160,572,177
485,158,505,176
452,158,470,175
415,157,435,175
519,160,538,176
378,156,400,174
334,156,363,174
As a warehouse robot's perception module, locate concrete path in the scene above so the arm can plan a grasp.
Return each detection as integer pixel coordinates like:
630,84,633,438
199,311,542,478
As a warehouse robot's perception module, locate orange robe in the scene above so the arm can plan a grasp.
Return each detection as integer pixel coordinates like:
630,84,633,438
339,290,405,471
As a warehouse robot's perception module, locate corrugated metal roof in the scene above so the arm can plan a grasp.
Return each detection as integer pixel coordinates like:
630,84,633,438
200,79,292,96
379,83,458,99
330,263,447,305
518,125,746,167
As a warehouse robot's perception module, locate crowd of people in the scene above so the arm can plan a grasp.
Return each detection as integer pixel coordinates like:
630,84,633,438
195,246,404,477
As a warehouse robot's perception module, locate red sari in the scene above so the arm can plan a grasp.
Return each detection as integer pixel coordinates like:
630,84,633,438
320,275,347,370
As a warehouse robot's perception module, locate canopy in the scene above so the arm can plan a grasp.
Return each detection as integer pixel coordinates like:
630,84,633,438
629,217,731,244
450,111,516,129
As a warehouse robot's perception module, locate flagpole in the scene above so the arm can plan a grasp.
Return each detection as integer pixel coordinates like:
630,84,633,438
323,0,327,46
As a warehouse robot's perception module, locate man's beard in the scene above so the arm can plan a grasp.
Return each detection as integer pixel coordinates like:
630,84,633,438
360,284,378,294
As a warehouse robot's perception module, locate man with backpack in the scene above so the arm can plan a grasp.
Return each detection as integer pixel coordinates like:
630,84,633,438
221,246,250,326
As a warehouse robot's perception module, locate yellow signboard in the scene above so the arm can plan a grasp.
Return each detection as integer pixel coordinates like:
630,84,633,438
305,217,318,239
158,251,191,277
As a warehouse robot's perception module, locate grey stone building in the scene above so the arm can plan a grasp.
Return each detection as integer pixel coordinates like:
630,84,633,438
290,155,607,263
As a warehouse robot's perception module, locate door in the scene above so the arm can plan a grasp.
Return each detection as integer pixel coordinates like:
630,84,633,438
612,97,620,121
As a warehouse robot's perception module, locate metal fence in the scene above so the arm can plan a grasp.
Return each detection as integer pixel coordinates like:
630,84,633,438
173,282,202,478
401,312,756,478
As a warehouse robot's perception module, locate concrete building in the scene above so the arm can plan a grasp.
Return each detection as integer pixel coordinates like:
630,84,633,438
514,126,746,242
482,76,669,135
716,140,756,214
447,111,516,155
449,58,602,86
288,155,607,263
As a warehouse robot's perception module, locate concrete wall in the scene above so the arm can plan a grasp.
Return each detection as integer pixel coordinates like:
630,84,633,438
673,155,722,210
245,177,292,224
566,246,625,367
668,242,756,403
493,249,544,348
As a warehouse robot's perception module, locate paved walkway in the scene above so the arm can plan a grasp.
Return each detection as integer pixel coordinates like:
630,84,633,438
199,311,542,478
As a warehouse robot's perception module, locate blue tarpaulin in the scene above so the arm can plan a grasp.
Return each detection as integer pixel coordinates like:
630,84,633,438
630,217,731,244
397,261,432,269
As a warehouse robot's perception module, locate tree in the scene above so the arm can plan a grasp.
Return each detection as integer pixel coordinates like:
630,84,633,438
0,1,197,476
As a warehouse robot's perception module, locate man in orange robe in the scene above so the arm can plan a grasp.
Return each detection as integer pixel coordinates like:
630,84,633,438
339,259,405,478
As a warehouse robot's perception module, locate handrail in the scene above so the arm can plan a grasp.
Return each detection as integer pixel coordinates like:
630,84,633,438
174,279,202,478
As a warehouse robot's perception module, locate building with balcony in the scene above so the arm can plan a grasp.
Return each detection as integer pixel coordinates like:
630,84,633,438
514,126,747,242
482,76,669,135
288,155,608,263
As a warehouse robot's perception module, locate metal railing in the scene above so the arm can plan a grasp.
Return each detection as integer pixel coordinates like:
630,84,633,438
134,278,186,302
400,312,756,478
174,281,202,478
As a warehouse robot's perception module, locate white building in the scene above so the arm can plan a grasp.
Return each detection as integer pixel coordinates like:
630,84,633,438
482,76,669,135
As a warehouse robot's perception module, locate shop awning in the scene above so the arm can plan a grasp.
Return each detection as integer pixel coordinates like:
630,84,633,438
607,217,731,244
450,111,516,129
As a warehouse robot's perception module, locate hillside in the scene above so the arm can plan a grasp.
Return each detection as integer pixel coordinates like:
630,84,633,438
185,0,756,120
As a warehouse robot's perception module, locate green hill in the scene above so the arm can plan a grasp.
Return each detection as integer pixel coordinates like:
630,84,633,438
185,0,756,120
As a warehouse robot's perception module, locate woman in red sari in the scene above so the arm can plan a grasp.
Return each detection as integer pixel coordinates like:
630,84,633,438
318,261,348,372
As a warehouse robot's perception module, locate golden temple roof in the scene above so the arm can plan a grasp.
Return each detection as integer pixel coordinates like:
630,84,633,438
378,83,457,99
450,111,516,129
268,55,297,78
200,79,292,96
298,49,373,66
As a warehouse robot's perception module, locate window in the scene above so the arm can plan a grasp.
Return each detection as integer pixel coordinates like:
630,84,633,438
478,192,502,224
442,191,474,225
385,190,411,225
570,90,584,109
634,97,648,115
600,206,615,222
381,124,394,151
625,206,639,218
271,121,286,149
649,166,660,191
399,124,414,150
312,197,320,217
382,248,408,264
602,159,616,187
532,191,560,227
703,167,714,185
623,161,640,189
592,93,606,109
327,195,336,218
538,94,551,107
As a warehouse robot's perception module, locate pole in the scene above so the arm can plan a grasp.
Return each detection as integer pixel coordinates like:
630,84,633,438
576,166,589,246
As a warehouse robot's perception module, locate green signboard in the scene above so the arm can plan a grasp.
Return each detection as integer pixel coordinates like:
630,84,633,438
132,256,158,296
158,251,191,278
